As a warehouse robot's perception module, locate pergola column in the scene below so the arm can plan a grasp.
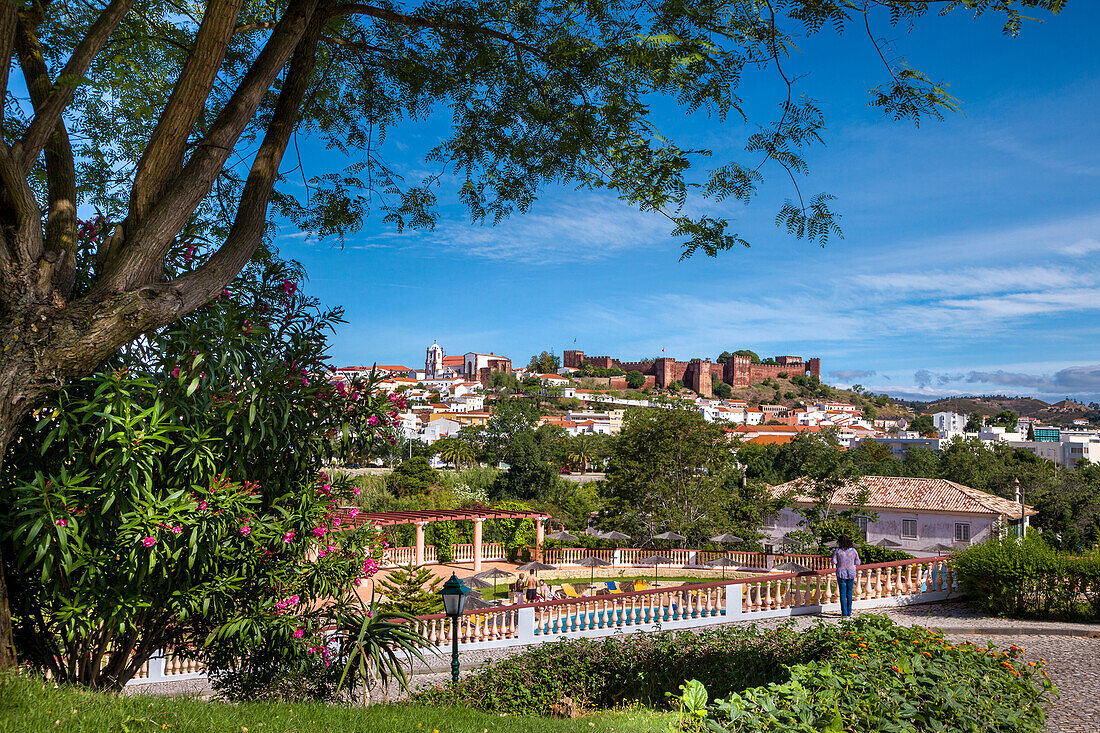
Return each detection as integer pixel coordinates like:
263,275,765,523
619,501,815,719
473,518,484,572
535,517,545,561
415,521,427,566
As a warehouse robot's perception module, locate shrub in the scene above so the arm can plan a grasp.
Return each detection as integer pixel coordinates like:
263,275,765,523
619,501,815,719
952,532,1100,620
412,623,827,714
676,615,1055,733
856,543,913,564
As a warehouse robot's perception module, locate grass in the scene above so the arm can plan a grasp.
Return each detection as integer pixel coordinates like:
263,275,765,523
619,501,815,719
0,673,676,733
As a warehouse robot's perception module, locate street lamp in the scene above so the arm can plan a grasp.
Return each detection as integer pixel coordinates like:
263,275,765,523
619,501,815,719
438,573,471,683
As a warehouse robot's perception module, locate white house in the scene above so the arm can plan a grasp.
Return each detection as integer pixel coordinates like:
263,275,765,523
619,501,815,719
767,476,1034,554
932,411,968,437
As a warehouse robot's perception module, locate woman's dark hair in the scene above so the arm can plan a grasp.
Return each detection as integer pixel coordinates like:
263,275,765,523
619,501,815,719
837,535,854,549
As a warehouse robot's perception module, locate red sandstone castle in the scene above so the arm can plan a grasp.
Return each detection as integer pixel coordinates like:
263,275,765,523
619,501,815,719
562,350,820,398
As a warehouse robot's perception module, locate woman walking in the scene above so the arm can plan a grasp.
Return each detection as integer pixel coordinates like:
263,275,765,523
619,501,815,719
832,535,861,617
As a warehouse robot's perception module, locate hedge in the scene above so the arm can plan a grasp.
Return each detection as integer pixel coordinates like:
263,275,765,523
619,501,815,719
952,532,1100,620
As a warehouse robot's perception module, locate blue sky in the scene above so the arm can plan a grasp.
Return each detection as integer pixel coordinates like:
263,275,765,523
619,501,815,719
276,3,1100,403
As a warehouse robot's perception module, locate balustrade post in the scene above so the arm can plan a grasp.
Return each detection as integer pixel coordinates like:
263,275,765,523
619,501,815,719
612,548,622,566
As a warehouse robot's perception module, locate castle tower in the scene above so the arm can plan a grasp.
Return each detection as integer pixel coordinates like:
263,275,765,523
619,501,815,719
425,341,444,379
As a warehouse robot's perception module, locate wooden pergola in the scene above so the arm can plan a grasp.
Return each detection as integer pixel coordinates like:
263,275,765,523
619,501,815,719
338,508,552,570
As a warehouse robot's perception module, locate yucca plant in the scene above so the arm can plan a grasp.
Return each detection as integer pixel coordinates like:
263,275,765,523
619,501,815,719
336,595,436,704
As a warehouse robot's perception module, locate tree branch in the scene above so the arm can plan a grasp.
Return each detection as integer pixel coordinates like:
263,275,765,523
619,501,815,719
96,0,321,293
330,3,542,56
172,2,326,312
16,9,79,300
129,0,244,222
15,0,137,174
0,0,16,129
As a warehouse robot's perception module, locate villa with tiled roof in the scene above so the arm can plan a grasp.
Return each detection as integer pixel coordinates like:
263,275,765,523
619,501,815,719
767,476,1035,555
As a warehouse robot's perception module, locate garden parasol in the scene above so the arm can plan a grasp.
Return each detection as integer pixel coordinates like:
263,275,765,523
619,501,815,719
704,555,738,579
636,554,675,586
575,555,613,584
474,567,515,598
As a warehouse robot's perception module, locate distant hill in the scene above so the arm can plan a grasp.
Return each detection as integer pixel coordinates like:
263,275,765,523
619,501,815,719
894,395,1099,426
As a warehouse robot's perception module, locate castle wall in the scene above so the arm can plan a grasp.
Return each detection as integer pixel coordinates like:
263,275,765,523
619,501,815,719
566,349,817,395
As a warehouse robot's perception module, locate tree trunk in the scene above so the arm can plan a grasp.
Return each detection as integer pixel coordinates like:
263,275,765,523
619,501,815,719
0,286,190,669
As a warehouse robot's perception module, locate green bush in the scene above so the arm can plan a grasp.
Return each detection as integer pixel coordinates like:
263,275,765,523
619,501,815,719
952,532,1100,620
412,623,828,714
856,543,914,564
675,615,1055,733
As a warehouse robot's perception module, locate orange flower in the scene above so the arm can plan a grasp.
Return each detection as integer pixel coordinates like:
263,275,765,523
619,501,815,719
849,653,859,658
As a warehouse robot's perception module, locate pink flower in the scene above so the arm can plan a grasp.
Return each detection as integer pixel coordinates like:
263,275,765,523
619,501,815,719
367,416,379,426
293,628,304,639
348,508,359,518
239,524,251,536
184,243,195,264
353,487,361,496
282,280,298,296
171,367,180,378
335,381,346,395
318,550,327,558
330,517,341,528
55,518,67,528
301,377,309,386
142,536,156,548
312,527,326,537
198,501,207,511
283,530,296,544
172,526,182,534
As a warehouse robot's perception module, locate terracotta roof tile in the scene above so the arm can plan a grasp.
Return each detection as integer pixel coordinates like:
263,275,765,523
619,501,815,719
771,476,1036,517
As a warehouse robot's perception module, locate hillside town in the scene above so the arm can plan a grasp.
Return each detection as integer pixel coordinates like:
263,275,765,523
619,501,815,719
333,342,1099,468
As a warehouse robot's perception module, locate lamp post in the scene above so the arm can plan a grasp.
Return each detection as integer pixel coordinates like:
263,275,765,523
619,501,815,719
438,573,471,684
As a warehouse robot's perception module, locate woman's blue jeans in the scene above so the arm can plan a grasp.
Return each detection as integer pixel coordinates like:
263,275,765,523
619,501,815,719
837,577,855,616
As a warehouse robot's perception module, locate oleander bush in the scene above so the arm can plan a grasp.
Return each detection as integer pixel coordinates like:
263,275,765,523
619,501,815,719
670,615,1056,733
952,532,1100,620
412,623,830,714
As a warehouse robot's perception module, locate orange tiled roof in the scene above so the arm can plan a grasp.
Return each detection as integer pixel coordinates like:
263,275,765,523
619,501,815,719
747,435,797,445
375,365,412,372
771,476,1037,517
442,356,464,365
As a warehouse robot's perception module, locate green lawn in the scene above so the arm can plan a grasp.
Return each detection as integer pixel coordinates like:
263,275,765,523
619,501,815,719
0,673,676,733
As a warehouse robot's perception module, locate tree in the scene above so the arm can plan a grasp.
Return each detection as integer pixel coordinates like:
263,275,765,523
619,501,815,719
490,423,564,501
991,410,1019,430
600,408,743,545
732,350,762,364
0,0,1065,667
713,379,733,399
625,370,646,389
1028,423,1037,441
965,413,985,433
376,564,443,616
386,456,439,497
774,431,868,546
527,350,561,374
434,436,476,468
909,414,936,437
0,264,391,687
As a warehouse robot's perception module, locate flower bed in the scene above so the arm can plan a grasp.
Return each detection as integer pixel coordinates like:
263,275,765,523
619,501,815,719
670,615,1055,733
416,615,1056,733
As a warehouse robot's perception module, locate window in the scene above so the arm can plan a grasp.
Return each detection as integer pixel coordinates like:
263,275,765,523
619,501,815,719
955,523,971,543
902,519,918,539
762,513,778,529
855,516,870,541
